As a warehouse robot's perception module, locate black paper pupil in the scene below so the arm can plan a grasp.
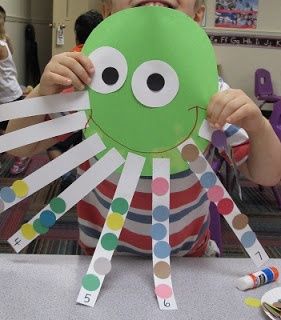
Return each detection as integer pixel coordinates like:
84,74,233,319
147,73,165,92
102,67,119,85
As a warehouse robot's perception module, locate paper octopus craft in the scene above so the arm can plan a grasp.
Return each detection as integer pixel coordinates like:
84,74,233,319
0,7,269,310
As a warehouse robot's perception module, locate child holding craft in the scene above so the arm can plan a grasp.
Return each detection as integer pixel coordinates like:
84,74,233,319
6,0,281,257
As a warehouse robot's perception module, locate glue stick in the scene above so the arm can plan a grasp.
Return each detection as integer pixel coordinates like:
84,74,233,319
236,267,279,291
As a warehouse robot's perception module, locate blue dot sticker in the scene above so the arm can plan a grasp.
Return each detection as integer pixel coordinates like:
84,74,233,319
153,206,170,222
200,172,217,189
241,231,257,248
40,210,56,228
154,241,171,259
151,223,167,241
0,187,16,203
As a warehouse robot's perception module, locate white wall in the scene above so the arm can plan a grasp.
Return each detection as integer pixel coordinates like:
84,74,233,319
1,0,31,84
205,0,281,109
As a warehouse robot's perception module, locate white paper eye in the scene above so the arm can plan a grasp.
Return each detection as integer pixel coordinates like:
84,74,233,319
88,47,128,94
131,60,179,108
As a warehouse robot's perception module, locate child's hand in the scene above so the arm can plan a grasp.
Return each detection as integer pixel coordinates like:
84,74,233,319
38,52,94,96
207,89,265,134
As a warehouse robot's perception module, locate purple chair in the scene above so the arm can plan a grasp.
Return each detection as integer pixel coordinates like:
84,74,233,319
255,68,281,108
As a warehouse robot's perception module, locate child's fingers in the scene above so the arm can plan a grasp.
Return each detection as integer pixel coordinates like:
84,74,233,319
216,97,247,127
49,64,85,90
69,52,95,76
45,72,72,87
207,90,232,125
60,56,92,86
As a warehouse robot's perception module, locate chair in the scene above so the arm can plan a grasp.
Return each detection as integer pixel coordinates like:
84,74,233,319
255,68,281,108
209,202,222,255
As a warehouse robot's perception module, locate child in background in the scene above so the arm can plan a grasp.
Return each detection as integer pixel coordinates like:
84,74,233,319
6,0,281,256
0,6,30,175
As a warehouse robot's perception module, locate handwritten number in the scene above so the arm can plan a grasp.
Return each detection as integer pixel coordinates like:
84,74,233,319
84,294,91,303
255,251,263,260
164,300,170,307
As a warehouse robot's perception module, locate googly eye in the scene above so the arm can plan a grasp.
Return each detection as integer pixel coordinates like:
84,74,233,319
88,47,128,94
131,60,179,108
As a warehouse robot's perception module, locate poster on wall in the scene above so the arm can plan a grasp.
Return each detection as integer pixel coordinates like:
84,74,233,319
215,0,259,29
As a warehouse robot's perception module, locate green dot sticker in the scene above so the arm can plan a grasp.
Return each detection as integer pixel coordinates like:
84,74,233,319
33,219,49,235
50,197,66,214
101,233,118,251
111,198,129,215
82,274,100,291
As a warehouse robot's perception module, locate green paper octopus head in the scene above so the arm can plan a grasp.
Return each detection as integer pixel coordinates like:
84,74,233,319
83,6,218,176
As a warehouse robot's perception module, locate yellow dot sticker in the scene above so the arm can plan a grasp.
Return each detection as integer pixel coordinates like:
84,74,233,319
12,180,29,198
20,223,37,240
244,297,261,308
106,213,124,231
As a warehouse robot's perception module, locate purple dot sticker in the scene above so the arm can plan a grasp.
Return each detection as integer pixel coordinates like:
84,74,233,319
151,223,167,241
211,130,227,149
39,210,56,228
189,156,207,174
154,241,171,259
207,185,224,203
82,274,100,291
0,200,4,212
0,187,16,203
155,284,173,299
94,258,112,276
200,172,217,189
241,231,257,248
152,178,169,196
153,206,170,222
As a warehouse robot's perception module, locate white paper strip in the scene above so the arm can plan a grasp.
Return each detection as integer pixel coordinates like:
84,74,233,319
178,139,269,268
152,159,177,310
0,112,88,153
0,91,90,121
8,148,125,253
76,153,145,307
0,134,105,215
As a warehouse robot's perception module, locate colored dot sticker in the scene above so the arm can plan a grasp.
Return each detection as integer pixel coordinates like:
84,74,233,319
11,180,29,198
82,274,100,292
50,197,66,214
151,223,167,241
211,130,227,149
232,214,249,230
154,241,171,259
40,210,57,228
153,206,170,222
207,185,224,203
189,156,207,174
244,297,261,308
241,231,256,248
0,200,4,212
217,198,234,215
111,198,129,215
155,284,173,299
20,223,37,240
152,178,169,196
33,219,49,235
106,213,124,231
200,172,217,189
0,187,16,203
101,233,118,251
94,258,112,276
181,144,199,162
154,261,171,279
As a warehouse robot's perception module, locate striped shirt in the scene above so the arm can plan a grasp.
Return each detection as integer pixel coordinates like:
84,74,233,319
52,78,249,256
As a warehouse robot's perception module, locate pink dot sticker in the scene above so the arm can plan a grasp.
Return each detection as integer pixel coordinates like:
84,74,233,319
207,185,224,203
155,284,173,299
152,178,169,196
